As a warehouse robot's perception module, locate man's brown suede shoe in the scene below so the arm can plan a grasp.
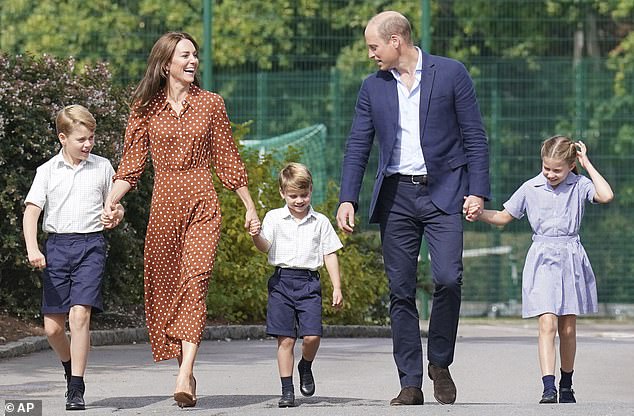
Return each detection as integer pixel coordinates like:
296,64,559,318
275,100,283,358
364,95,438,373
389,387,424,406
428,363,457,404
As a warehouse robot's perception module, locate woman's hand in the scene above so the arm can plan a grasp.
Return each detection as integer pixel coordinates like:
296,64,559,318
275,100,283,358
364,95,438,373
248,216,261,236
245,207,260,236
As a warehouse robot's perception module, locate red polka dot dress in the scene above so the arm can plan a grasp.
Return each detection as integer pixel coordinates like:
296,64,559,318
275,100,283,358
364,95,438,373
114,85,248,362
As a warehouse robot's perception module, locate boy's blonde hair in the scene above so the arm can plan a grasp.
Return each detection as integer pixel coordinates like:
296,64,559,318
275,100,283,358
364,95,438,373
56,105,96,136
279,162,312,192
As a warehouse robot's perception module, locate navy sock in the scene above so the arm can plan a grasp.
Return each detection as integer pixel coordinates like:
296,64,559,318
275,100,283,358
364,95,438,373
299,358,313,371
69,376,85,394
560,369,574,389
281,376,293,394
542,375,556,394
61,360,71,380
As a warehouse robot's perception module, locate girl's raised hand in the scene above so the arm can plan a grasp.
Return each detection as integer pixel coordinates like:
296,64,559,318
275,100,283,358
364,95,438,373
576,140,589,168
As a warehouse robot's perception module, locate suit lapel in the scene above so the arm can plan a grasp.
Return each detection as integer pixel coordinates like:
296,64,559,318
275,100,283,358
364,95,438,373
419,52,435,145
381,73,399,151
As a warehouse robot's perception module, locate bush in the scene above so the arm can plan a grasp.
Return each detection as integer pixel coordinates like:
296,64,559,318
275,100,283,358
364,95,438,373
210,144,389,325
0,53,147,315
0,53,388,325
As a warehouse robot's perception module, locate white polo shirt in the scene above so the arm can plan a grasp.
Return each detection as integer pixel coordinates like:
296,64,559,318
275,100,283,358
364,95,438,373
260,205,343,271
25,151,115,233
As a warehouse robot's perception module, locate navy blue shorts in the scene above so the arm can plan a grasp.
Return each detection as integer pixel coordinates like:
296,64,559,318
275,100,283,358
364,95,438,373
41,232,106,315
266,267,323,338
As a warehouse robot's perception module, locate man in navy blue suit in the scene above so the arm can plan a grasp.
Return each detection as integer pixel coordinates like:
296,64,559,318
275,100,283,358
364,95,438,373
336,11,490,406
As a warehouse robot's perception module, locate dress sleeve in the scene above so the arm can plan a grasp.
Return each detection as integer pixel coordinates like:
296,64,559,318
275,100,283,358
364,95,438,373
210,94,248,190
113,109,150,188
502,184,527,219
578,175,597,204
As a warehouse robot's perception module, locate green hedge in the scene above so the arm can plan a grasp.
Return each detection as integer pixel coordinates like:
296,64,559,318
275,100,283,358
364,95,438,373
0,54,388,325
0,53,148,315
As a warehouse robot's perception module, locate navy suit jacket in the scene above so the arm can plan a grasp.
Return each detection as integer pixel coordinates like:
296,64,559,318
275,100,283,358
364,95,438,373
340,51,491,223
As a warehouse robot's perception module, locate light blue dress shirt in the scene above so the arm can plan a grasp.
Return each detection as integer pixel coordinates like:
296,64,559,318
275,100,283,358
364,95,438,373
386,47,426,176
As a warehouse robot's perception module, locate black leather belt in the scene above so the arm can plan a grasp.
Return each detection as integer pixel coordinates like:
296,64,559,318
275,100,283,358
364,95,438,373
391,173,428,185
275,267,320,278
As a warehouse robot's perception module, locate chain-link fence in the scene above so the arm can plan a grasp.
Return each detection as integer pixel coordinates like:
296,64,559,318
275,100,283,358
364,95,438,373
2,0,632,317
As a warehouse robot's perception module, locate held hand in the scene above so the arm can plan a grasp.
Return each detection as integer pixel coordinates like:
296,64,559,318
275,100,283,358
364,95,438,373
103,198,118,221
332,289,344,310
27,250,46,269
336,202,355,234
248,218,261,236
101,211,116,229
463,195,484,222
102,204,124,229
464,202,480,222
245,208,260,236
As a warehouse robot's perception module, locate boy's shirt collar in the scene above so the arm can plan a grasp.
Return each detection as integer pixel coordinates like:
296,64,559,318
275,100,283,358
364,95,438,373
280,204,316,224
53,149,94,170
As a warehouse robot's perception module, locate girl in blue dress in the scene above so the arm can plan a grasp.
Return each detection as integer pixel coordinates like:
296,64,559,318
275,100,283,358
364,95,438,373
472,135,613,404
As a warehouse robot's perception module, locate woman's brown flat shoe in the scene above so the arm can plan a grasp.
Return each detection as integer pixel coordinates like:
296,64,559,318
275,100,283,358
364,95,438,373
174,376,197,407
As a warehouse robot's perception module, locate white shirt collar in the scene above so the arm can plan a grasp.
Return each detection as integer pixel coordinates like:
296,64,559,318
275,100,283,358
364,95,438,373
531,172,579,189
53,149,94,169
280,204,316,224
390,47,423,80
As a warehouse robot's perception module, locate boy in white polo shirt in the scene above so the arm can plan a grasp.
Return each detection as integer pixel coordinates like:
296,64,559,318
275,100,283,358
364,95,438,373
22,105,124,411
250,162,344,408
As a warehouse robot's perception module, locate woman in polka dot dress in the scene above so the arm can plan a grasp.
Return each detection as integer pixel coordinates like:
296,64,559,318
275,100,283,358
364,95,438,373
104,32,259,407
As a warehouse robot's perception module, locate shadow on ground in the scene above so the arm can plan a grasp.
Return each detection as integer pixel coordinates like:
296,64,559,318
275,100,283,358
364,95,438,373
89,394,386,410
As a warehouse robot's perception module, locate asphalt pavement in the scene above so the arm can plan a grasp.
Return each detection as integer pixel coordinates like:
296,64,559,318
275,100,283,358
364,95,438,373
2,319,634,416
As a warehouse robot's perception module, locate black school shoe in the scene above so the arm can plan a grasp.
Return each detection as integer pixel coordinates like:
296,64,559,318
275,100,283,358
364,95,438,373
278,390,295,408
539,390,557,404
298,362,315,396
65,388,85,411
559,387,576,403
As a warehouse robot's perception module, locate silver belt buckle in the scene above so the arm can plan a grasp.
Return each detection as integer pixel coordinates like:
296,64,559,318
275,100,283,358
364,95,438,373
411,175,420,184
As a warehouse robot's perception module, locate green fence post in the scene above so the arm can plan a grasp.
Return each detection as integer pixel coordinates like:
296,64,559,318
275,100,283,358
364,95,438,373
256,72,267,140
421,0,431,52
328,67,342,181
202,0,213,90
574,59,587,140
490,63,502,307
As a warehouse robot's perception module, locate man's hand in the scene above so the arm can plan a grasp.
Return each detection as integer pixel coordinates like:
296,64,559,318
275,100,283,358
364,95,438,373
336,202,356,234
463,195,484,222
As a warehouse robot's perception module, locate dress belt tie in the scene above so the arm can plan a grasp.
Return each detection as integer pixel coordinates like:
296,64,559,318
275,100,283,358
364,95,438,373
532,234,579,244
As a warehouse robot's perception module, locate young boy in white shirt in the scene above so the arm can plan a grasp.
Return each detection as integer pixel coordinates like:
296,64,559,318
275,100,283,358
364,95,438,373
22,105,124,411
250,162,343,408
